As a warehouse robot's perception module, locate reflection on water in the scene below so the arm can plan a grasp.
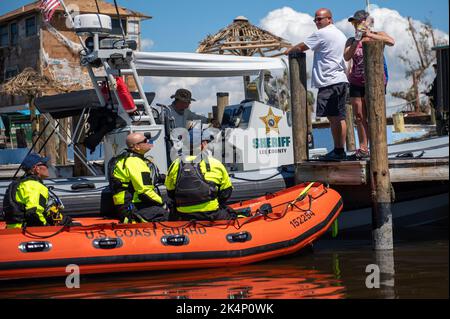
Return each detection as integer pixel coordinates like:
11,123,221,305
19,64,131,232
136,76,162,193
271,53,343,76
0,261,346,299
0,220,447,299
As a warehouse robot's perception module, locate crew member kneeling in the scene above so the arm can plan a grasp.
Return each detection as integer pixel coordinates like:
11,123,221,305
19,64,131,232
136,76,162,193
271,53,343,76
165,129,234,221
107,132,169,223
3,153,71,228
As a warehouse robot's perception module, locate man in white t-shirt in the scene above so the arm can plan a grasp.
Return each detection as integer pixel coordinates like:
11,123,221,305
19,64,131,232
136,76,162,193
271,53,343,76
285,8,349,161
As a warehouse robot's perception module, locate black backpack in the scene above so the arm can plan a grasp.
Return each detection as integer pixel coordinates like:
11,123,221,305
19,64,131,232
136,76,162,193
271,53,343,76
174,156,218,207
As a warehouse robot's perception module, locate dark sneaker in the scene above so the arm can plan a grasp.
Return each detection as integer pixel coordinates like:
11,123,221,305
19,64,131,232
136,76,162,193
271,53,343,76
348,149,370,161
318,149,347,161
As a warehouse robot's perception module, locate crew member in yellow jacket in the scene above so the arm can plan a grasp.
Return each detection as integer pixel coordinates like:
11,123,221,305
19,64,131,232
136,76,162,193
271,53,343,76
165,129,234,221
3,153,71,228
107,132,169,223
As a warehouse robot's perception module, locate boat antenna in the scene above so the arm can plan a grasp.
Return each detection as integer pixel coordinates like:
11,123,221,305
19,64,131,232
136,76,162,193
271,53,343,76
57,0,87,50
113,0,127,43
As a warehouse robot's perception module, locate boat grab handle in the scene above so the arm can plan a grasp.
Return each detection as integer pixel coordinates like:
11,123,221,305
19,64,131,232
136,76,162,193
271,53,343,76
161,235,190,246
19,241,52,253
92,237,123,249
227,231,252,243
71,182,96,190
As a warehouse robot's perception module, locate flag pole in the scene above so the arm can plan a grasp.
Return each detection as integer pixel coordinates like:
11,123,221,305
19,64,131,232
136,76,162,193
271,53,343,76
366,0,371,13
50,0,86,50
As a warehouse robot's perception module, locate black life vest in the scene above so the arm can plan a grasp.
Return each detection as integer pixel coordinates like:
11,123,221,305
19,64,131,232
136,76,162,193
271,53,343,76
174,156,218,207
2,175,40,225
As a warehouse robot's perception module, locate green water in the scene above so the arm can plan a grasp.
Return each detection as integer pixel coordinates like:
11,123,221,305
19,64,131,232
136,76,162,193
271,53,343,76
0,219,447,299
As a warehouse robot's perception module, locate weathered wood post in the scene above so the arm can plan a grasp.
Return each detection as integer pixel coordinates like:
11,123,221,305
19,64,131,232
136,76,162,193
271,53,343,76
29,97,39,149
345,103,356,152
36,115,45,154
16,128,28,148
44,116,57,166
72,115,88,177
289,52,308,184
392,112,405,132
58,118,68,165
364,41,393,250
216,92,229,124
212,106,218,122
412,71,421,113
430,107,437,125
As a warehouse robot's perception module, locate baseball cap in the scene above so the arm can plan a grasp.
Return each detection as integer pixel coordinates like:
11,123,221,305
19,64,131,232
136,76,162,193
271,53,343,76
348,10,370,22
21,153,49,170
263,70,273,78
170,89,196,103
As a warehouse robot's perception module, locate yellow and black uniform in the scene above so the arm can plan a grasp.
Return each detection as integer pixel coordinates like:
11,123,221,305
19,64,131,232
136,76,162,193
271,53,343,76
107,150,168,223
165,154,234,221
3,175,50,229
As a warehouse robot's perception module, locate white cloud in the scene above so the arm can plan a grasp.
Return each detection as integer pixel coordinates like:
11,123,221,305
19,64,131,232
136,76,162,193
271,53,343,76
145,76,245,116
260,6,449,115
140,38,154,50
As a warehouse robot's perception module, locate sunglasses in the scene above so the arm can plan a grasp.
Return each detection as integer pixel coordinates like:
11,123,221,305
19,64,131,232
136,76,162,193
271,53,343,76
36,163,48,168
136,138,153,145
314,16,330,22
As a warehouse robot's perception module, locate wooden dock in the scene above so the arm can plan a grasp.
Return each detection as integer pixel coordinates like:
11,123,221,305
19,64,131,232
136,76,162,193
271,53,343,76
297,157,449,186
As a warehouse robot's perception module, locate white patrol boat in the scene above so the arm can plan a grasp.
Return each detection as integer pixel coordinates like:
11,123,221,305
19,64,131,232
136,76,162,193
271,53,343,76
0,14,314,216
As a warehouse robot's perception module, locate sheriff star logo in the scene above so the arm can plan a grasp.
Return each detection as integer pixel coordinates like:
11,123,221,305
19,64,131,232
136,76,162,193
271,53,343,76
260,107,282,134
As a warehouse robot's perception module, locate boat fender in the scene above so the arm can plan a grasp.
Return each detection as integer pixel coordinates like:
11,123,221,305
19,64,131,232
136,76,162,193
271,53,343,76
161,234,190,246
71,182,96,190
18,241,52,253
92,237,123,250
226,231,252,243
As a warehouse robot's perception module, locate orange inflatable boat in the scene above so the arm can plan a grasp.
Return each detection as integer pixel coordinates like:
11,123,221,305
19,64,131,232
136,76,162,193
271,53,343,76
0,182,343,280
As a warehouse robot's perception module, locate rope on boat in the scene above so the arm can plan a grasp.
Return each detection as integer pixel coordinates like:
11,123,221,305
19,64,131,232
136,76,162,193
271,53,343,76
228,165,293,183
18,185,330,238
229,171,282,182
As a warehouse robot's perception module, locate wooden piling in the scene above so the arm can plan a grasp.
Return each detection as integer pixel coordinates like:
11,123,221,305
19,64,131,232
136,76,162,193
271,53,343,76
72,115,88,177
15,129,28,148
29,97,39,148
392,112,405,132
44,116,57,166
289,52,308,184
36,115,45,154
412,71,421,113
58,118,68,165
212,106,218,123
216,92,229,124
430,107,437,125
364,41,393,250
345,103,356,152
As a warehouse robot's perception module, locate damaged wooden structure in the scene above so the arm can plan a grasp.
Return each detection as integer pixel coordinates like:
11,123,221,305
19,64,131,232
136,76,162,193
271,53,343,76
0,0,150,175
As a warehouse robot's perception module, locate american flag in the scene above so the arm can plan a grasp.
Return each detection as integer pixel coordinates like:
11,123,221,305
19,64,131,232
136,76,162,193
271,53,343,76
40,0,61,22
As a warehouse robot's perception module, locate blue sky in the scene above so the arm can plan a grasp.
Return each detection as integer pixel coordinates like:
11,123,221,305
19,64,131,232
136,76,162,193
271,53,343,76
0,0,448,52
1,0,448,116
